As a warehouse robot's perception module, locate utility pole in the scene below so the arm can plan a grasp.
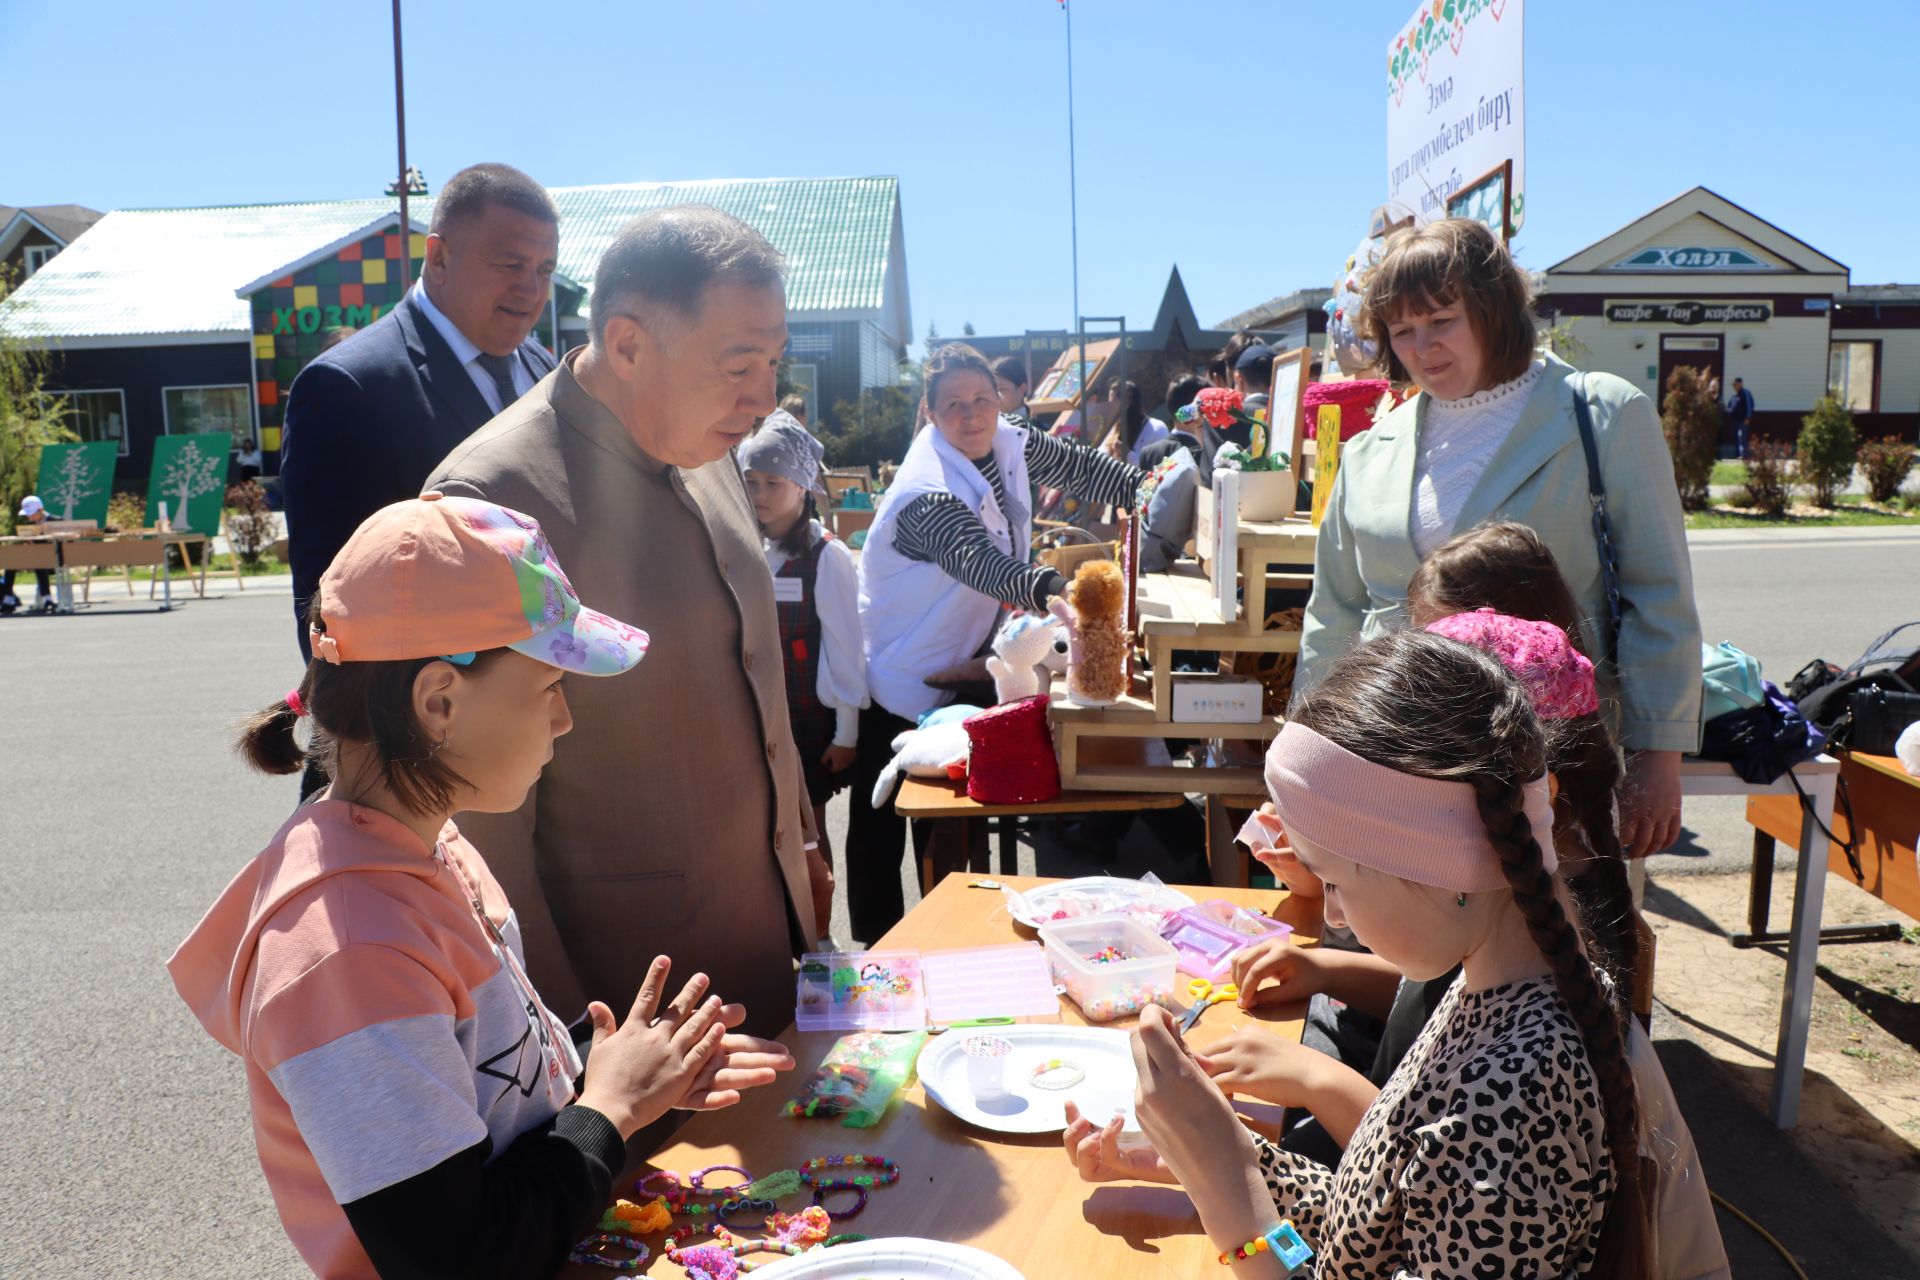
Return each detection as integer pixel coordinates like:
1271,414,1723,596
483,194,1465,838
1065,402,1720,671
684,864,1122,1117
391,0,411,290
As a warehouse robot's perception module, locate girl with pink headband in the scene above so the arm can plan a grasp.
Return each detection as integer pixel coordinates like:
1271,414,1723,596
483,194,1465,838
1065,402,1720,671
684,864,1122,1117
1063,629,1665,1278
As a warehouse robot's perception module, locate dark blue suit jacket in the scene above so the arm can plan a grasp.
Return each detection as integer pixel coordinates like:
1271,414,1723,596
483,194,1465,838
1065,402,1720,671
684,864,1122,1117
280,291,558,658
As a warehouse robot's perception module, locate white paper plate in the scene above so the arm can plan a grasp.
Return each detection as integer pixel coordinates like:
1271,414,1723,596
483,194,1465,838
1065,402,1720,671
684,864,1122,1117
1006,876,1194,929
755,1237,1026,1279
918,1023,1138,1135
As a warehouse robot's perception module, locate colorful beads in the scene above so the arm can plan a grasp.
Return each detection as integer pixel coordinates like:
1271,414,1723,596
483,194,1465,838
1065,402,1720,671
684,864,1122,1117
799,1154,899,1218
567,1233,649,1271
1086,944,1128,964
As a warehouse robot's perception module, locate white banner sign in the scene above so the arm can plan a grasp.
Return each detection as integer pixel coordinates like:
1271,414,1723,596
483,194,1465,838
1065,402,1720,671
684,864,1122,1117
1386,0,1526,234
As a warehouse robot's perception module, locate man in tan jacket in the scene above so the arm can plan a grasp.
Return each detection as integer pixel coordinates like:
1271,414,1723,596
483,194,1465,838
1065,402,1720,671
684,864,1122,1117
427,206,827,1050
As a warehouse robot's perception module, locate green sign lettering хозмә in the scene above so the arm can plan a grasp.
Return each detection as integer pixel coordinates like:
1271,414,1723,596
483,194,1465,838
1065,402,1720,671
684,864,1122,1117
269,303,389,335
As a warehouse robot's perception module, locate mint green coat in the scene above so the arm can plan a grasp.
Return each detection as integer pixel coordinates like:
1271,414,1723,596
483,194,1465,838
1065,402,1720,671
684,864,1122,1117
1297,354,1703,753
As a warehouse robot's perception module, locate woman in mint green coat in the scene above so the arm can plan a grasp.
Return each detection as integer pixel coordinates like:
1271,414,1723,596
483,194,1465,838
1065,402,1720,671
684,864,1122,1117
1297,219,1701,857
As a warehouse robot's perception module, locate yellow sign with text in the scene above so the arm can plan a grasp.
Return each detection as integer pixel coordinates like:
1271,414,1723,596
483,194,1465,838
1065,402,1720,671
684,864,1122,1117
1310,405,1343,527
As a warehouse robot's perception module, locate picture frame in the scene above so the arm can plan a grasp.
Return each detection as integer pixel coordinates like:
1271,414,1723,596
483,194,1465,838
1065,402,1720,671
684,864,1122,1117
1266,345,1311,474
1446,160,1514,244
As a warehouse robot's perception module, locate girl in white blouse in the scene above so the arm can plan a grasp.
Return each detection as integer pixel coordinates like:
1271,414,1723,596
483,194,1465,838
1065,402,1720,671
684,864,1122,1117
740,413,868,940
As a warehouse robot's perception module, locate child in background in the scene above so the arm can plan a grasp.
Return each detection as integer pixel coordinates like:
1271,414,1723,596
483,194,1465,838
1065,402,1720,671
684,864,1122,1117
168,496,793,1280
1066,630,1657,1276
740,412,868,941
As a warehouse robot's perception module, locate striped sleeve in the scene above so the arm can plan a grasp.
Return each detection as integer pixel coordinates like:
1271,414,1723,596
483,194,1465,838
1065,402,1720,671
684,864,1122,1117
895,493,1065,610
1024,428,1147,509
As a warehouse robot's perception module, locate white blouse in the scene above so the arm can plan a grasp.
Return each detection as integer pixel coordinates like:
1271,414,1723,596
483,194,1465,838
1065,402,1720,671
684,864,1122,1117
764,519,869,747
1411,360,1546,558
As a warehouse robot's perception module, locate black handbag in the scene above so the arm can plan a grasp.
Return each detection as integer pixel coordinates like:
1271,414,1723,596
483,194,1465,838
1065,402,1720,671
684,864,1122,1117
1847,685,1920,756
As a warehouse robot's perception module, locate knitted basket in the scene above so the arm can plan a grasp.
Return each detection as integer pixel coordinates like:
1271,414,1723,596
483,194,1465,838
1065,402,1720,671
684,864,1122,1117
964,695,1061,805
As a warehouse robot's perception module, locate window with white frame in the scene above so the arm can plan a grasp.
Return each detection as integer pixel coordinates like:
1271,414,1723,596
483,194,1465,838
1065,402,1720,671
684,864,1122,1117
163,385,254,448
22,244,57,277
43,389,128,454
1828,341,1878,413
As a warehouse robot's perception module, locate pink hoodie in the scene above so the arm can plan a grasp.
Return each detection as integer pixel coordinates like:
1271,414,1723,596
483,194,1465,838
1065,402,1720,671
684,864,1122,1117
168,801,580,1279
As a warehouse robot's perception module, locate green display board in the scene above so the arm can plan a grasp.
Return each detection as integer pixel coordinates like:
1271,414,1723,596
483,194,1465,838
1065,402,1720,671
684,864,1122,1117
145,433,230,534
33,441,118,527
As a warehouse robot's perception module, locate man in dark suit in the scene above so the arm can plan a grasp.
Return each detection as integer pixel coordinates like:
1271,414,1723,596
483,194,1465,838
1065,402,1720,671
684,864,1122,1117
281,162,561,659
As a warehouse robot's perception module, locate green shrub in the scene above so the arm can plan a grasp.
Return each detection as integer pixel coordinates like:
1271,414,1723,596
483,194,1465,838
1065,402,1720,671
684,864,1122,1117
1659,365,1720,511
1740,439,1793,517
1859,436,1917,504
224,481,277,564
1795,397,1859,508
105,490,145,532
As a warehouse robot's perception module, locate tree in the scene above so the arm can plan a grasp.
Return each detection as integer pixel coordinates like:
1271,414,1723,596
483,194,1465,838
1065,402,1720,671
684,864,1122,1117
1659,364,1720,512
159,440,224,530
1795,396,1859,508
962,321,976,337
820,386,917,470
45,446,106,519
0,267,73,536
925,320,941,353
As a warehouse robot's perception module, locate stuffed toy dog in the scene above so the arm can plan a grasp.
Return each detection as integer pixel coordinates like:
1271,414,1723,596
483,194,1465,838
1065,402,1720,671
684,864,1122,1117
1050,559,1129,704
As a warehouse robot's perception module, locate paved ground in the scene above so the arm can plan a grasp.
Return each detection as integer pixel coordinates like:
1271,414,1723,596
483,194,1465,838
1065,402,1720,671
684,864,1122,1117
2,527,1916,1276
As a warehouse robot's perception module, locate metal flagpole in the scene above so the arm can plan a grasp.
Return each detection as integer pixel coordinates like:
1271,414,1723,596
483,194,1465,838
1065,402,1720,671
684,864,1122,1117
392,0,412,290
1064,0,1084,414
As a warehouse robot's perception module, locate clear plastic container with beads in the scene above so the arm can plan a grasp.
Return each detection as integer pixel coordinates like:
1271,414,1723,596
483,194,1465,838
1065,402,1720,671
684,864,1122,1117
1038,914,1179,1022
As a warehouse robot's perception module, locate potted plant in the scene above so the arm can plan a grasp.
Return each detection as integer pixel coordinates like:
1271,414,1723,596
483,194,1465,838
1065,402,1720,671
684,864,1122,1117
1178,388,1296,520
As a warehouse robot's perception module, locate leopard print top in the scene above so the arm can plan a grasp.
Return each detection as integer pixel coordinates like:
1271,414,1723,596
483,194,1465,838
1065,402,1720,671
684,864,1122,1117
1255,973,1613,1279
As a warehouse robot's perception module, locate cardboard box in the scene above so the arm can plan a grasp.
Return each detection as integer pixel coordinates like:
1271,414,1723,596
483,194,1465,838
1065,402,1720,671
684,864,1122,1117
1171,673,1264,724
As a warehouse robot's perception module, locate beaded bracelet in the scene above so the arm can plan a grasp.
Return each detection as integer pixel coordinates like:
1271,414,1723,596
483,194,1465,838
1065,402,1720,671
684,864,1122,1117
799,1154,899,1219
567,1233,650,1271
823,1232,871,1247
1029,1058,1087,1090
691,1162,754,1193
1217,1221,1313,1270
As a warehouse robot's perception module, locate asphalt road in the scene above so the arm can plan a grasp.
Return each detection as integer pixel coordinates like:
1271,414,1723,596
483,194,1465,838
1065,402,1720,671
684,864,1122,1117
2,525,1915,1275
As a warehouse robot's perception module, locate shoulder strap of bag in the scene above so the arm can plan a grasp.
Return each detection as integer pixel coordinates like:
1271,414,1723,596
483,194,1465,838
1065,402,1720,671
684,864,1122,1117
1571,373,1623,667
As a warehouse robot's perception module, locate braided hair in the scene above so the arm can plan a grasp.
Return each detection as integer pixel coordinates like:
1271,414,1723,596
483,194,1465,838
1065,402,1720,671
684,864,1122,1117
1407,520,1640,1015
1290,629,1655,1278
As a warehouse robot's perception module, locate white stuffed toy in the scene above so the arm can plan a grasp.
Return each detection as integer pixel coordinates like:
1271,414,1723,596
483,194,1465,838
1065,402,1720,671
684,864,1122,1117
868,713,979,809
985,612,1071,704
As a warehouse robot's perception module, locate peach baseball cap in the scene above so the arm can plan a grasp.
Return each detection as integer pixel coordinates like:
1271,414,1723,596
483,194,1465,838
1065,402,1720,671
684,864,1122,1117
311,493,648,677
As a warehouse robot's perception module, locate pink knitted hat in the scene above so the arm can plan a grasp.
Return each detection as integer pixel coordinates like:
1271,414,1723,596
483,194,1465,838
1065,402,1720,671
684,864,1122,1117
1424,609,1599,721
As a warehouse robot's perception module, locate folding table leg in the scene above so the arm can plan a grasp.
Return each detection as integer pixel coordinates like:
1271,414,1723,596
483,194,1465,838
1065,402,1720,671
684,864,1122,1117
1771,779,1833,1128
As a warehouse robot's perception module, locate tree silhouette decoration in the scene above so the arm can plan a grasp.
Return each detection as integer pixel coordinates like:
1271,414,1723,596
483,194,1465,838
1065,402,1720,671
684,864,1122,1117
159,440,223,531
46,447,106,520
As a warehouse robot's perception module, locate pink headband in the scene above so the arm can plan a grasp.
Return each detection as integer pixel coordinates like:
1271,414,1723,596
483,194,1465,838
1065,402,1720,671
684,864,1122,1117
1424,609,1598,720
1263,721,1556,894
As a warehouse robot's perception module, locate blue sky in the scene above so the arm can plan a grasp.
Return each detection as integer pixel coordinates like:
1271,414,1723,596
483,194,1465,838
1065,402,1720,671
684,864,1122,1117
4,0,1913,353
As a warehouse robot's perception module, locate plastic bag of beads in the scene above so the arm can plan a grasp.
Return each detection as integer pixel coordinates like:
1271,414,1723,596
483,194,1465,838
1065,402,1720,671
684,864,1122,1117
782,1030,929,1128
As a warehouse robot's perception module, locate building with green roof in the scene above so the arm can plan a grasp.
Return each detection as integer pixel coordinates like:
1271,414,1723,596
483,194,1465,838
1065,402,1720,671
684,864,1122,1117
0,176,910,482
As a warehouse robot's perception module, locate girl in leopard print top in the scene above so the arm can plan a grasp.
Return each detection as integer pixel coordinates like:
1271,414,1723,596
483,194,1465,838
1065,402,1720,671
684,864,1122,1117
1067,630,1658,1278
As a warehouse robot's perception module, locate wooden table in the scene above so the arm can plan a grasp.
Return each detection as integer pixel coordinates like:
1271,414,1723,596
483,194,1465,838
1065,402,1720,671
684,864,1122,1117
0,530,216,612
1746,751,1920,931
893,770,1186,894
562,872,1322,1277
